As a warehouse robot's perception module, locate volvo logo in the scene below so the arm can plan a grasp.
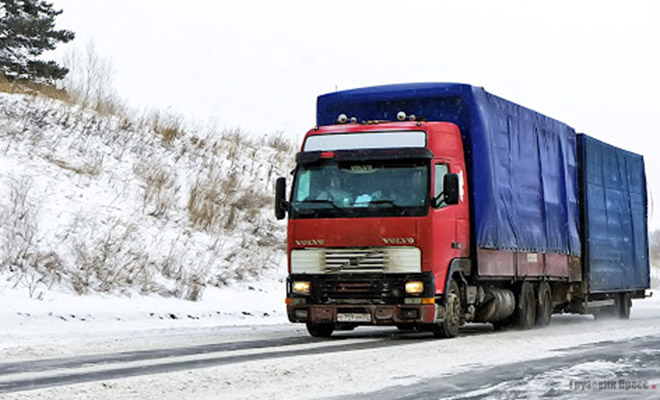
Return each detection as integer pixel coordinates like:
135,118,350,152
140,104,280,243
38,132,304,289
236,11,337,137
295,239,326,246
382,237,415,244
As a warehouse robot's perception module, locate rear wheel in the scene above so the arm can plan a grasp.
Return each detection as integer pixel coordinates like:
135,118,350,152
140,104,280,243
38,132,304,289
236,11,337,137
306,322,334,338
592,305,616,319
515,281,536,329
617,292,631,320
432,279,462,338
535,282,552,327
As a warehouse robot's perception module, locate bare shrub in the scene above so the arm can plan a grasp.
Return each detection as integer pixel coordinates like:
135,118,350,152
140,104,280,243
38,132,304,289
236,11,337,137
233,189,270,223
188,180,221,231
145,111,184,144
134,160,178,217
0,181,68,297
220,128,255,161
45,153,103,177
0,180,37,273
181,268,207,301
267,131,294,152
156,254,208,301
70,220,155,295
188,172,240,232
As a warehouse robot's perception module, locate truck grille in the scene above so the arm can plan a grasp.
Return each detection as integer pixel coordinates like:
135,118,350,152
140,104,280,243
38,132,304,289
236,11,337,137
324,248,385,273
317,278,394,304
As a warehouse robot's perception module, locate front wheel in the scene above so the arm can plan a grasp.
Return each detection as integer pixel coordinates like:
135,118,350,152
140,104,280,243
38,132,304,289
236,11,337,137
432,279,462,338
306,323,334,338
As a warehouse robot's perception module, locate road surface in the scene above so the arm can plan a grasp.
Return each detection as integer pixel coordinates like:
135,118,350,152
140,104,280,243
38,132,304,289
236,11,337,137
1,300,659,399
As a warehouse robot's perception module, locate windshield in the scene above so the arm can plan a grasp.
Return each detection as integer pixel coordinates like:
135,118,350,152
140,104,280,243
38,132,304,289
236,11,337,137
291,160,429,219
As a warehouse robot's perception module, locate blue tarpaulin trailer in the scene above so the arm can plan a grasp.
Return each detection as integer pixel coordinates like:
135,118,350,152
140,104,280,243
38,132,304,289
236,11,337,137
316,83,649,293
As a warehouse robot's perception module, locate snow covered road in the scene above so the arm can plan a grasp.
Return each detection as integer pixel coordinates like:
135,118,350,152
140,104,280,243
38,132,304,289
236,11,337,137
1,296,659,399
348,334,660,399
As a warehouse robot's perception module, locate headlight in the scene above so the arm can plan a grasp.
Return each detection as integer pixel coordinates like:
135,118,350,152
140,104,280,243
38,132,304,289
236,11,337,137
405,281,424,295
292,281,311,295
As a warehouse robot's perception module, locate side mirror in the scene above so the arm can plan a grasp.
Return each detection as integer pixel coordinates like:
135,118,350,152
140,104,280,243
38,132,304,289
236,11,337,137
275,177,288,220
443,173,460,205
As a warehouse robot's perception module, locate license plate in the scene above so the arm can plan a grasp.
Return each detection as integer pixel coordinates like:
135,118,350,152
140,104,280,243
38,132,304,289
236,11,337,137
337,313,371,322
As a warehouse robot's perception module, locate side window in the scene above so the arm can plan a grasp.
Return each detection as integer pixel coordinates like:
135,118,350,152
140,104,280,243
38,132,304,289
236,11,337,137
294,170,311,201
434,164,449,207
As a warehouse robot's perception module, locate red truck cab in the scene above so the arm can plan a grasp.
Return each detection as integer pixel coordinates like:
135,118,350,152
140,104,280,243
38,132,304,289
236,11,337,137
276,121,470,337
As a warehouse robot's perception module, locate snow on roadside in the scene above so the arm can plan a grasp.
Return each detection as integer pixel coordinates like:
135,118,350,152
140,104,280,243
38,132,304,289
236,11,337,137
0,270,289,365
0,91,294,346
2,295,659,400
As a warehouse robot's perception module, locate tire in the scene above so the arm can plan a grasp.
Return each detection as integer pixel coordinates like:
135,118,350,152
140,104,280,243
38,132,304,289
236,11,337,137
592,305,616,319
618,292,631,320
306,323,334,338
491,320,510,331
515,281,536,330
432,279,462,338
535,282,552,327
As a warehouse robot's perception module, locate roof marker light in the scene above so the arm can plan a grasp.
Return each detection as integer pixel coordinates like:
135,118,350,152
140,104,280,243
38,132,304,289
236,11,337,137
337,114,348,124
350,117,357,124
409,114,416,121
397,111,407,121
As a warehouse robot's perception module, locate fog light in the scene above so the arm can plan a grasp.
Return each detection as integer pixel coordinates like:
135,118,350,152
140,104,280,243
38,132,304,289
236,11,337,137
292,281,311,295
294,309,309,319
405,281,424,295
401,309,418,319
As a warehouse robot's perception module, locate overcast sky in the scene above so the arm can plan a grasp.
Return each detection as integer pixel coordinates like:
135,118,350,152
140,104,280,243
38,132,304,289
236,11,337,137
50,0,660,228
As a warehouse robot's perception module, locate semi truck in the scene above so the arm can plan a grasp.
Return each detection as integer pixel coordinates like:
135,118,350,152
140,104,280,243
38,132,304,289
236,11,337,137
274,83,650,338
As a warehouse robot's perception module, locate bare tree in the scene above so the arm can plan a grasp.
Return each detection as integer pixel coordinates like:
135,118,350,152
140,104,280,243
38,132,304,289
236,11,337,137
61,41,120,113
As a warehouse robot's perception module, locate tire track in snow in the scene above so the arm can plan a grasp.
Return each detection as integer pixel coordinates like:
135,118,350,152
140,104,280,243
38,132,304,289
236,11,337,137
0,333,415,394
342,334,660,400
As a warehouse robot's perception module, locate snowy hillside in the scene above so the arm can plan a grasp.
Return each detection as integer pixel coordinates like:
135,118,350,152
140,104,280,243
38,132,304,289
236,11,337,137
0,91,295,320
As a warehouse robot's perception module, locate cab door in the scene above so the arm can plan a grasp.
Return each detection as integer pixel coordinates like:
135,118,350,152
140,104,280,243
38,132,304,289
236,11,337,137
430,161,470,293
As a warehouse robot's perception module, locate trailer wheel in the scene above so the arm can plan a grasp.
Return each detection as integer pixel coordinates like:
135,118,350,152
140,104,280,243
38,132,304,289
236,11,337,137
432,279,462,338
535,282,552,327
515,281,536,330
306,322,334,338
617,292,631,320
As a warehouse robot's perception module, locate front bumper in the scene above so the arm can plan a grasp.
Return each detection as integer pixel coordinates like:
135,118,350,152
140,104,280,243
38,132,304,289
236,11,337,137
287,303,437,325
286,273,437,325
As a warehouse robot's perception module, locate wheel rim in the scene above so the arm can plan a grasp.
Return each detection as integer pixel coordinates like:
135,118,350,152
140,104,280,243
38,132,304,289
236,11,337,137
447,292,461,330
441,281,462,337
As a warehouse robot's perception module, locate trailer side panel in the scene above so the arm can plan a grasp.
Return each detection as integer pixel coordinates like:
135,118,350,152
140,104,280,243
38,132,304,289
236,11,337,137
578,134,650,292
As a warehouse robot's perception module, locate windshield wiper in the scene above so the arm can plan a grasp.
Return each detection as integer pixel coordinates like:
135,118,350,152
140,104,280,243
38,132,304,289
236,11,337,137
354,199,405,209
294,199,343,211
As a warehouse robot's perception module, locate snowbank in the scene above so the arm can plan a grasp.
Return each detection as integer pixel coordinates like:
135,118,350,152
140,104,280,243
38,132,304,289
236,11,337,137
0,92,294,322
